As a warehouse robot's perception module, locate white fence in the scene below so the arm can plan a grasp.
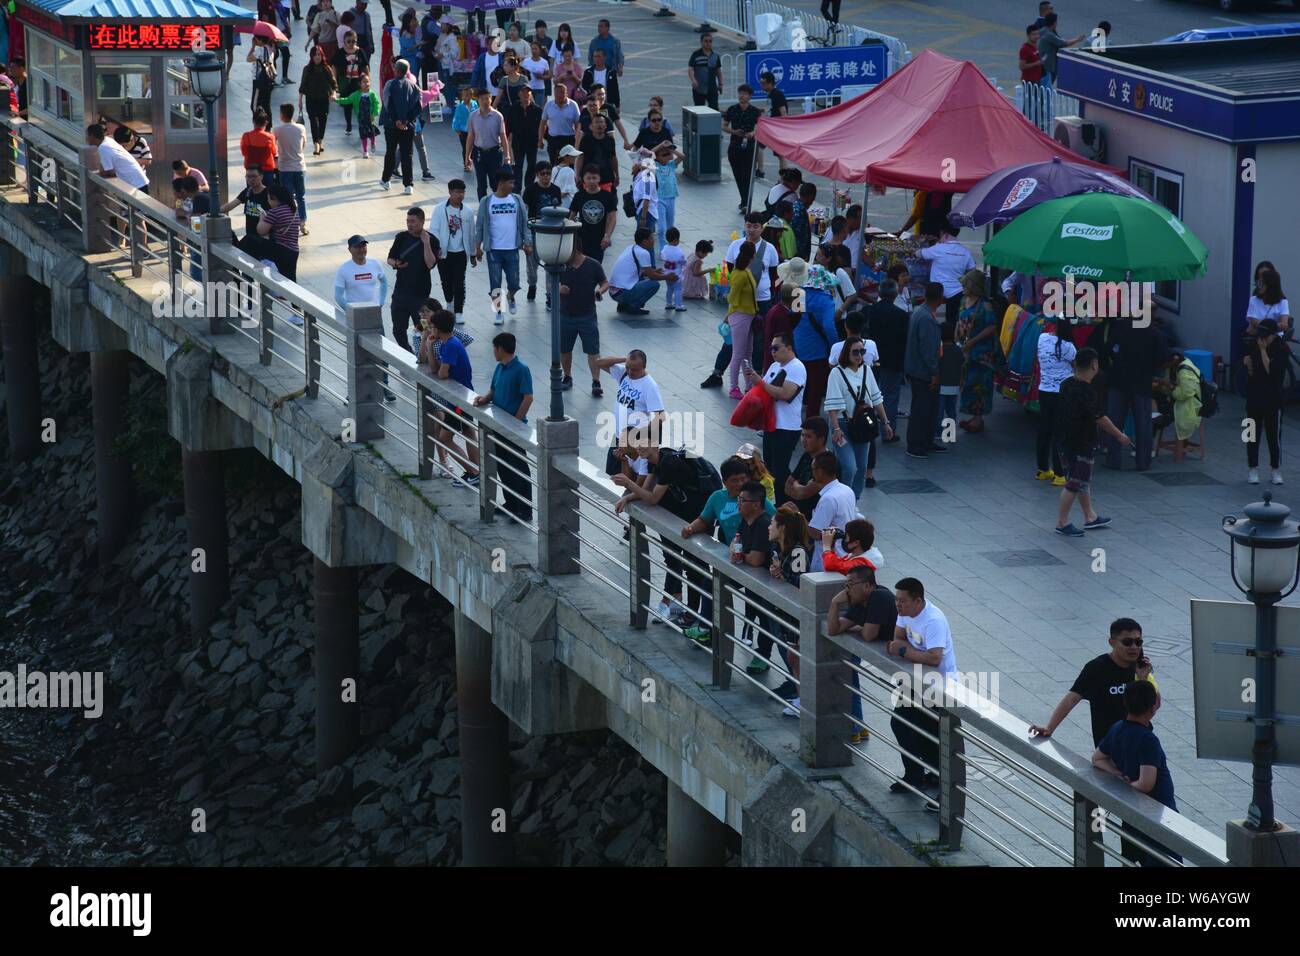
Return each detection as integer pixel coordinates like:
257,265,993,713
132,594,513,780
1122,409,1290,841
1015,80,1082,134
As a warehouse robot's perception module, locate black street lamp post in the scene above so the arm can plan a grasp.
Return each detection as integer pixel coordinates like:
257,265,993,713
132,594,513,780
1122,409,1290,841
1223,492,1300,833
184,49,227,216
528,207,582,423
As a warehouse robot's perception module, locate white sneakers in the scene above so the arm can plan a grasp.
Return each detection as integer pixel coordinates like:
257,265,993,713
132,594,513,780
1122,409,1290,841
454,313,465,325
653,599,685,625
1273,470,1285,485
404,185,413,195
1249,469,1260,485
507,297,517,316
782,698,801,718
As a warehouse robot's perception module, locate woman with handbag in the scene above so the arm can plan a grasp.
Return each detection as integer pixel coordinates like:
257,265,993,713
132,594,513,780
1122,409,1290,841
824,335,892,496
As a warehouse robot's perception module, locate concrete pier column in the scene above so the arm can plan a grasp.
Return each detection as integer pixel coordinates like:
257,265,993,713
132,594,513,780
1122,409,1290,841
0,253,40,463
182,447,229,636
314,558,360,773
455,605,514,866
667,781,728,867
90,350,132,563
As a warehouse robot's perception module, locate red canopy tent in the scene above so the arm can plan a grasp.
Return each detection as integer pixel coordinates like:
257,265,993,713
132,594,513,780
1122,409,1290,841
755,49,1116,191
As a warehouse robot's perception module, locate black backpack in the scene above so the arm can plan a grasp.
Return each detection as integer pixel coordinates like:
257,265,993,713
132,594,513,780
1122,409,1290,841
1198,373,1219,419
622,187,637,218
658,448,721,522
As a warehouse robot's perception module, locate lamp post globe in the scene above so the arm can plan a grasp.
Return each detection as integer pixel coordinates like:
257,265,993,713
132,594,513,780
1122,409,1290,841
184,49,227,215
1222,492,1300,833
1223,493,1300,599
529,208,582,422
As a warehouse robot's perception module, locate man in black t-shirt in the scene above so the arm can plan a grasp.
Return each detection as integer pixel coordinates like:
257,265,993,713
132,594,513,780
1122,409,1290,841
757,71,788,179
557,246,608,391
1030,618,1156,746
511,86,544,194
220,166,272,259
1056,348,1131,537
722,84,762,211
577,114,618,189
523,162,563,302
613,435,720,627
827,564,898,743
578,89,631,150
569,167,617,263
687,35,722,110
784,417,830,522
386,206,440,352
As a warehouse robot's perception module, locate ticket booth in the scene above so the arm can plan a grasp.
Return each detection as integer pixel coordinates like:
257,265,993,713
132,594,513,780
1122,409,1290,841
13,0,254,205
1058,37,1300,363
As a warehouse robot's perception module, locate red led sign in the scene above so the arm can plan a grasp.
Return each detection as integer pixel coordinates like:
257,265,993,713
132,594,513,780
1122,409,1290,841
86,23,223,52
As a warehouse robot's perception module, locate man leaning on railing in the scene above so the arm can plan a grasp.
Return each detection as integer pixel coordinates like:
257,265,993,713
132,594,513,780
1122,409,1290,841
472,332,534,524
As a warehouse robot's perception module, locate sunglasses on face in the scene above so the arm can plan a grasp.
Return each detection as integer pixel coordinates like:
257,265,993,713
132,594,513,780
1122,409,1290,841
850,348,866,356
1118,638,1143,647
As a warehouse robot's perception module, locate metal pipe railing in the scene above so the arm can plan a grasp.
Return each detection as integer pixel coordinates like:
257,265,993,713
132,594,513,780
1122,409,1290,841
0,114,1233,868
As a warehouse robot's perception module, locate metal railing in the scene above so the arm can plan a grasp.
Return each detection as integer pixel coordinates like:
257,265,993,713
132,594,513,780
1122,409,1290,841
1016,80,1081,134
0,112,1233,867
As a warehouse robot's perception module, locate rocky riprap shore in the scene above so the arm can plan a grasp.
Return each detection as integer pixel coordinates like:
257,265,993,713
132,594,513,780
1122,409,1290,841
1,329,738,866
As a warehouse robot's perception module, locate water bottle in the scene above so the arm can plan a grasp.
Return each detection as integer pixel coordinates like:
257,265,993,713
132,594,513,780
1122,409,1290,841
731,532,744,563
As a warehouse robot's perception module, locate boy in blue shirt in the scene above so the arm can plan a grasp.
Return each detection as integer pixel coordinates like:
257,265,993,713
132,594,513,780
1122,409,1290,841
423,307,478,486
1092,680,1182,866
473,332,533,522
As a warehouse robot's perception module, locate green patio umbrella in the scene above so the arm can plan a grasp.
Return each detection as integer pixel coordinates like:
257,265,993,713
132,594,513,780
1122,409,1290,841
981,192,1207,282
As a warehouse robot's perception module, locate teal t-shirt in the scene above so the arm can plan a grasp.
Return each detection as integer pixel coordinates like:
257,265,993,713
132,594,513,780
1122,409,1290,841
699,489,775,543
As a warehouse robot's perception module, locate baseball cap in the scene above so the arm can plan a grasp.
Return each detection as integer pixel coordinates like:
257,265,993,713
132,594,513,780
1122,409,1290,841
558,144,583,158
346,234,368,247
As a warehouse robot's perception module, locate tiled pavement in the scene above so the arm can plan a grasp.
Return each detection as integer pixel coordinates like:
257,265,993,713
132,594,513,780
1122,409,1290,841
219,0,1300,856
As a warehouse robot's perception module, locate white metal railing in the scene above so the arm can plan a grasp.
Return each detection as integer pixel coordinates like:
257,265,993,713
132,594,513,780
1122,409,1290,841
0,110,1235,868
1016,79,1081,134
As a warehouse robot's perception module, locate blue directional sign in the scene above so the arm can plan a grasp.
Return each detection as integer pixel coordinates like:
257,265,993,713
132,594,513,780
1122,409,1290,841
745,46,888,100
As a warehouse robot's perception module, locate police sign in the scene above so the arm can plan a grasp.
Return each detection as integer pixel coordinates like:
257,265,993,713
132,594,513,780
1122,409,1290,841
745,45,889,100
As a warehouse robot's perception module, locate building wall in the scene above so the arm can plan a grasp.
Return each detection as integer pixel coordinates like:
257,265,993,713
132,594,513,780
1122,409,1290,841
1251,143,1300,305
1087,103,1237,357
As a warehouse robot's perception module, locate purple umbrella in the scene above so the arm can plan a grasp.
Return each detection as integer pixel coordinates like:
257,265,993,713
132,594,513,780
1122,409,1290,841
948,156,1151,229
433,0,529,11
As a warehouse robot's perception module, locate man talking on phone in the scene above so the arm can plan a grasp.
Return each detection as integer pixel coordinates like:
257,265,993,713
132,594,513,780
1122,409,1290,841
1029,617,1159,864
1029,617,1157,746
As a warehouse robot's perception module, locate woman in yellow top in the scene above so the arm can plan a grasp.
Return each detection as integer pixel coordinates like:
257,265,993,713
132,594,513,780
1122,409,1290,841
736,442,776,502
726,241,759,399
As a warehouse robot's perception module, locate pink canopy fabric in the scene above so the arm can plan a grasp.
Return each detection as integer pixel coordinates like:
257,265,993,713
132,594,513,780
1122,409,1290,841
755,49,1116,191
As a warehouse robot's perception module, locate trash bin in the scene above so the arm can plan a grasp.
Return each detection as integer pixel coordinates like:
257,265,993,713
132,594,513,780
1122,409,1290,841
682,105,721,182
1184,348,1213,381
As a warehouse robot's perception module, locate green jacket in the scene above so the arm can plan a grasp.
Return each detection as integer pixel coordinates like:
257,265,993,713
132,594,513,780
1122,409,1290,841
1171,358,1202,440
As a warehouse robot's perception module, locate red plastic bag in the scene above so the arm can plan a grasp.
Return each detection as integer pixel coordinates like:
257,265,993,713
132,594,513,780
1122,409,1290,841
730,382,776,431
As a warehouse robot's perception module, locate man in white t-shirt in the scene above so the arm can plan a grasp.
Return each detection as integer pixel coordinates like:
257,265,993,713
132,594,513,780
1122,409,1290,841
87,123,148,191
888,576,957,799
608,228,666,315
473,169,532,323
596,349,665,475
727,212,780,307
807,451,859,569
745,331,806,506
333,233,393,400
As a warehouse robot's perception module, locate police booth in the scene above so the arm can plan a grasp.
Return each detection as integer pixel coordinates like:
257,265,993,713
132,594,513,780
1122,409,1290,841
12,0,253,204
1058,36,1300,365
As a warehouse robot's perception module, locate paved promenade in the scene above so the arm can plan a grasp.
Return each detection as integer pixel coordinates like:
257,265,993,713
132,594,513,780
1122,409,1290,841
220,0,1300,852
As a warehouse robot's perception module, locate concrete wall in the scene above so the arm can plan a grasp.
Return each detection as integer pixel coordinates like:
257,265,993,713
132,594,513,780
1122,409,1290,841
1088,103,1236,357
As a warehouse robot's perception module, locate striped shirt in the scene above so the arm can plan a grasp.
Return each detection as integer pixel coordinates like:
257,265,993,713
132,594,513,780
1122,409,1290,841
262,204,300,252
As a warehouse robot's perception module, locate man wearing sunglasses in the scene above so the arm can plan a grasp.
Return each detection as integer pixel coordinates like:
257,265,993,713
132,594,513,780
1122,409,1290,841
1029,617,1157,747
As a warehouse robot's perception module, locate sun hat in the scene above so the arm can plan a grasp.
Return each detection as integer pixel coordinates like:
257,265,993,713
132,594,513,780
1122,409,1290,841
776,257,808,287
